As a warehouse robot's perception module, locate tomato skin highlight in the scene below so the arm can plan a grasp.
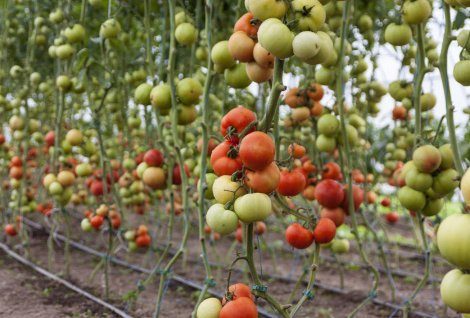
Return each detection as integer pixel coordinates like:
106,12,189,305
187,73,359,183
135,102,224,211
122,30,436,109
285,223,314,249
239,131,275,171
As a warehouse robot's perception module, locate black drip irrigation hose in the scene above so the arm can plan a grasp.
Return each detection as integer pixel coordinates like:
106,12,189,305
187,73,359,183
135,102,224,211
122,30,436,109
0,241,133,318
22,217,438,318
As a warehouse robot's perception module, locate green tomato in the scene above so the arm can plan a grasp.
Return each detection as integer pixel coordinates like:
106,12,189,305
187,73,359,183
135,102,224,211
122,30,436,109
422,198,444,217
211,41,236,69
81,218,93,232
196,297,222,318
206,204,239,235
224,63,252,89
404,164,433,192
454,60,470,86
440,269,470,313
100,19,121,39
317,114,339,136
432,169,459,196
234,193,272,223
258,18,294,59
247,0,287,21
397,186,426,211
292,0,326,31
402,0,431,25
306,31,334,65
331,239,350,254
212,175,246,204
135,83,152,105
437,213,470,269
177,78,202,105
384,23,412,46
316,134,336,153
175,22,197,46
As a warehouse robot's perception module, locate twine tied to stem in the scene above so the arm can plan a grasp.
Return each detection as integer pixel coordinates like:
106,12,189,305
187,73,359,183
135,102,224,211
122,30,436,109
303,289,314,300
252,284,267,292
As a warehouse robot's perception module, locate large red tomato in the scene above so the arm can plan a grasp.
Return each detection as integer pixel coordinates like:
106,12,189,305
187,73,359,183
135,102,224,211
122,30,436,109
220,106,256,141
210,141,243,176
314,179,344,208
220,297,257,318
239,131,275,171
313,218,336,244
143,149,164,167
277,169,306,196
245,162,280,193
285,223,314,249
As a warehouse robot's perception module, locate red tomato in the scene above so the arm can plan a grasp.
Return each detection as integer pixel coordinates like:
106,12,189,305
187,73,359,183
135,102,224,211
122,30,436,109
9,166,23,179
172,164,190,185
288,143,306,159
0,134,5,145
143,149,164,167
314,180,344,208
223,283,254,304
10,156,22,167
254,222,266,235
197,138,218,155
235,227,243,243
90,180,104,196
244,162,280,193
135,152,145,165
320,207,346,227
302,160,316,174
234,12,260,39
385,211,399,224
220,297,257,318
313,218,336,244
277,169,306,196
285,223,314,249
239,131,275,171
381,197,391,207
90,215,104,230
322,162,342,180
210,141,243,176
220,106,256,142
302,185,316,201
4,224,17,236
341,185,364,213
136,234,151,247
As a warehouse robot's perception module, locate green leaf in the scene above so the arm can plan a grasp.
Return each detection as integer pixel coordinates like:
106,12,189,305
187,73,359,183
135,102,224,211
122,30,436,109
452,10,467,30
73,48,89,73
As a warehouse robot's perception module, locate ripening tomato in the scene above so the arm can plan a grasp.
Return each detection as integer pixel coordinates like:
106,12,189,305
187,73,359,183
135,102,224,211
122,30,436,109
210,141,243,176
219,297,257,318
136,234,151,247
10,156,22,167
314,179,344,208
381,197,391,207
288,143,306,159
302,185,316,201
90,180,104,196
307,83,324,101
244,162,280,194
285,223,314,249
437,213,470,270
234,12,260,39
235,227,243,243
254,222,266,235
223,283,254,304
284,88,307,108
313,218,336,244
277,169,306,196
239,131,275,171
45,131,55,147
220,106,256,141
322,162,341,180
320,207,346,227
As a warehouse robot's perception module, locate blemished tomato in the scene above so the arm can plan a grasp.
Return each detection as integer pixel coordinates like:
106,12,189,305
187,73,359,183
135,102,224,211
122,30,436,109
412,145,442,173
234,193,272,223
196,297,222,318
440,269,470,314
219,297,257,318
288,143,306,159
385,211,399,224
220,106,256,141
210,141,243,176
322,162,342,180
234,12,260,39
313,218,336,244
437,213,470,270
244,162,280,194
285,223,314,249
277,169,306,196
314,179,344,208
228,31,255,62
239,131,275,171
320,207,346,227
307,83,324,101
284,87,307,108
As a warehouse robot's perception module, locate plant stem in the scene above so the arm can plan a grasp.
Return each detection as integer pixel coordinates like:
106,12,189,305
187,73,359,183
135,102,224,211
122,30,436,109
260,58,285,132
191,1,214,317
413,23,426,146
438,1,465,176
